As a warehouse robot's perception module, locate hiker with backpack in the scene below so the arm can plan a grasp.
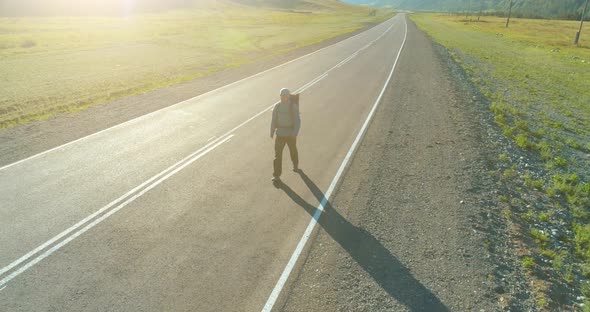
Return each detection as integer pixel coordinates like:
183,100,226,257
270,88,300,183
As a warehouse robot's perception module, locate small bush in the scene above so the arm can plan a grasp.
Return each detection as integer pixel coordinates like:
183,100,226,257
20,39,36,48
522,210,535,223
566,138,581,150
532,179,544,190
516,119,529,131
583,282,590,297
555,156,568,167
524,174,543,192
531,228,550,247
536,297,547,309
515,134,531,149
541,248,557,259
540,148,553,161
495,114,507,126
552,252,564,271
574,223,590,260
538,212,551,222
499,153,509,162
503,127,516,137
503,167,517,180
565,265,574,283
522,256,535,269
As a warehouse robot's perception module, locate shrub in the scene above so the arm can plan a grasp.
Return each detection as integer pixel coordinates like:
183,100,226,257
522,256,535,269
20,39,36,48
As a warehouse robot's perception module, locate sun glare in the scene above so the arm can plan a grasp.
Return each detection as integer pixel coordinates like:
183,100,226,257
0,0,194,17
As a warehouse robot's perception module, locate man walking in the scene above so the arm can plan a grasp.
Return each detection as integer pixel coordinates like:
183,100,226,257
270,88,300,183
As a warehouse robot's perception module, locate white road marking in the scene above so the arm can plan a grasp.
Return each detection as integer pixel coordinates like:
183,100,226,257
207,136,216,142
262,15,408,312
0,132,232,278
297,73,328,93
0,16,396,172
334,54,356,68
0,16,398,287
335,55,354,68
0,135,233,289
0,286,5,292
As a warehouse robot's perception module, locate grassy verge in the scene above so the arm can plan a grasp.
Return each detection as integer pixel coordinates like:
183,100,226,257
411,13,590,310
0,4,393,128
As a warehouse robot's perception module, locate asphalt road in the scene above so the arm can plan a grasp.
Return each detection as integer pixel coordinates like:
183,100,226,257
1,14,407,311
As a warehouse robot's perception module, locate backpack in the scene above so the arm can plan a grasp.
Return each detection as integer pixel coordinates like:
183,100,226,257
289,93,299,105
276,94,299,128
289,94,299,123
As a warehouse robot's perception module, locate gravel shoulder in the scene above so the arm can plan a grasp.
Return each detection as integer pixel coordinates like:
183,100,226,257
0,22,380,168
277,19,516,311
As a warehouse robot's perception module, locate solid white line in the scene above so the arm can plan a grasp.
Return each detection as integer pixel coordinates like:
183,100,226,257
207,136,216,142
0,16,397,172
0,15,399,287
0,135,233,289
262,15,408,312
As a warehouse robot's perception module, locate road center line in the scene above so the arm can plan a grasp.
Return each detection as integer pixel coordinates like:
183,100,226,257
298,73,328,93
262,15,408,312
0,135,233,289
0,132,232,278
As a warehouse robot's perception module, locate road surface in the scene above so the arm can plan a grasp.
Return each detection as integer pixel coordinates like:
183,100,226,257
1,14,408,311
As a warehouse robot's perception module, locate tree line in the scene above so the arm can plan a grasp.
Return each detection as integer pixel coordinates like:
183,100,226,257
372,0,589,20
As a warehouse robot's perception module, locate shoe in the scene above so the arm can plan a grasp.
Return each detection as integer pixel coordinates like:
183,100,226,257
272,176,281,183
292,166,299,172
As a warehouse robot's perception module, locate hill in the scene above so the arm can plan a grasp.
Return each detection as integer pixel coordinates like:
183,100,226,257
0,0,358,17
343,0,590,20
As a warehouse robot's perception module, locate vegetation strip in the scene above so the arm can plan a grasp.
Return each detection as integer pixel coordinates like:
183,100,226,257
411,13,589,310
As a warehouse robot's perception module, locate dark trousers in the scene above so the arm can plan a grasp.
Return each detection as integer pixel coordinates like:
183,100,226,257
273,136,298,177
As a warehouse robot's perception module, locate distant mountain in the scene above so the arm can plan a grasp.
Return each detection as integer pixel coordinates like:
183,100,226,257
232,0,357,11
0,0,206,16
0,0,356,17
342,0,590,19
342,0,404,8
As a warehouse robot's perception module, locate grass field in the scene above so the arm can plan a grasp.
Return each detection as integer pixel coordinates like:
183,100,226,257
411,14,590,309
0,3,393,128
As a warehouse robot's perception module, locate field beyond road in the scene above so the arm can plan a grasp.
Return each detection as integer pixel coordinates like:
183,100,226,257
412,13,590,310
0,2,392,128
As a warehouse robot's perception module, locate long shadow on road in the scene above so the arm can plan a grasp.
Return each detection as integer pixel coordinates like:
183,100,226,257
278,170,449,312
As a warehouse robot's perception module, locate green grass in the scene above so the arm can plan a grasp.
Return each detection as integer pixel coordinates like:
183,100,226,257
499,152,510,162
0,4,394,128
411,13,590,306
522,256,535,269
540,248,556,260
530,228,550,247
502,166,518,180
524,172,545,190
410,15,590,169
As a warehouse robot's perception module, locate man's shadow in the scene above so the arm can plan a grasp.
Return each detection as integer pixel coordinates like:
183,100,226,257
278,170,450,312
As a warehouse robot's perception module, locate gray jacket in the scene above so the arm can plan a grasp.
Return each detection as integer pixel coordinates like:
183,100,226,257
270,100,300,137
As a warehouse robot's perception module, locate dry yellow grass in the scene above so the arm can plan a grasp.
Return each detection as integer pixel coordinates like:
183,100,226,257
0,4,393,128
